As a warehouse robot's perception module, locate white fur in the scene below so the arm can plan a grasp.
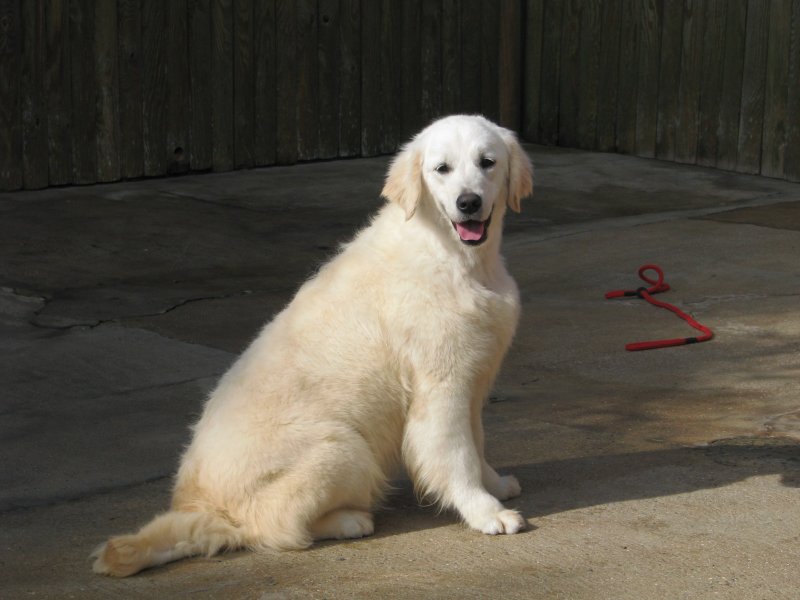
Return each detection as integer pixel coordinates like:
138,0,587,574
92,115,534,577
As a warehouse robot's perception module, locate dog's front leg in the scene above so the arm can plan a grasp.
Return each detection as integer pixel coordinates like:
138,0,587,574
403,383,526,535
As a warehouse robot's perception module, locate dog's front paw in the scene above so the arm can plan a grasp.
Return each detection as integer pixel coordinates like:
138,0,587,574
476,509,527,535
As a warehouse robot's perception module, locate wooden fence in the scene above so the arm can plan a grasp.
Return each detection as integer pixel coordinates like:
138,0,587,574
0,0,521,190
1,0,799,191
524,0,800,181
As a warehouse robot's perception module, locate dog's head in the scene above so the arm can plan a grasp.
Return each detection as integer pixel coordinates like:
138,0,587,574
381,115,533,247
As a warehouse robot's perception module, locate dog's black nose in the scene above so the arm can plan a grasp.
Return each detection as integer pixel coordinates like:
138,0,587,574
456,193,482,215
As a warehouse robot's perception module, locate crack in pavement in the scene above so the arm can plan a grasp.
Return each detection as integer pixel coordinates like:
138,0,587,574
27,290,254,331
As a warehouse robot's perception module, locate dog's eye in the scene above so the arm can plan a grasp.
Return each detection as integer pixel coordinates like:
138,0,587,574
479,157,496,170
435,163,451,175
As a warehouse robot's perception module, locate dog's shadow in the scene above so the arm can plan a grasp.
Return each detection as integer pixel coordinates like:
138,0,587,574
365,438,799,538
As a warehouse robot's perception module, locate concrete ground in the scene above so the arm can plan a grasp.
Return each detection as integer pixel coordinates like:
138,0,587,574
1,145,799,599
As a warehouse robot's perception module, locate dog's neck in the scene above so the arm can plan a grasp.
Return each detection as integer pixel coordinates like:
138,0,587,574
413,199,508,284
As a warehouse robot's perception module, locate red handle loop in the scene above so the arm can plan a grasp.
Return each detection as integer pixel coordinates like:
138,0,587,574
605,264,713,351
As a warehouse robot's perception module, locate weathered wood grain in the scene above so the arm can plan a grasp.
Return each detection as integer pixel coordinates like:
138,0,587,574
576,0,601,150
94,0,120,183
716,0,747,171
117,0,144,179
499,0,522,131
253,0,276,166
142,0,167,176
296,0,318,161
318,0,341,159
233,0,254,168
459,0,481,115
211,0,234,170
674,0,703,164
655,0,685,161
21,0,48,189
338,0,360,156
785,0,800,181
360,0,381,156
635,0,661,158
737,0,769,174
442,0,462,116
761,0,791,178
0,0,22,190
480,0,500,123
421,0,443,126
539,0,563,145
696,0,727,167
522,0,544,143
380,0,401,152
69,0,97,183
189,0,213,171
595,0,621,151
616,0,639,154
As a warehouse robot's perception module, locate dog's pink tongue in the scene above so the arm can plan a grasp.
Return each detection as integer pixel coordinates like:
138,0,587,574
455,221,485,241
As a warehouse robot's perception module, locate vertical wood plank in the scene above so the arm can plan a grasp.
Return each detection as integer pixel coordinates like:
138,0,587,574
480,0,499,122
737,0,769,174
522,0,544,142
558,0,580,148
69,0,97,184
318,0,341,158
338,0,360,156
539,0,563,145
696,0,727,167
595,0,621,151
421,0,443,125
655,0,684,161
499,0,522,130
360,0,381,155
785,0,800,181
0,0,22,190
460,0,481,115
296,0,318,161
21,0,48,189
616,0,639,154
635,0,662,158
44,0,71,185
275,0,297,164
576,0,601,150
674,0,703,164
253,0,275,165
380,0,401,151
442,0,461,116
761,0,791,178
716,0,746,171
142,0,167,176
118,0,144,179
212,0,234,170
234,0,254,168
189,0,213,170
94,0,120,183
166,0,190,174
401,0,422,136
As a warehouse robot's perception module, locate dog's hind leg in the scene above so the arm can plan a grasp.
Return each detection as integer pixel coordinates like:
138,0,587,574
243,427,384,551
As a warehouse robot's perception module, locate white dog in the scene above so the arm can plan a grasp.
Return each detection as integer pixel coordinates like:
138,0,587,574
92,115,533,577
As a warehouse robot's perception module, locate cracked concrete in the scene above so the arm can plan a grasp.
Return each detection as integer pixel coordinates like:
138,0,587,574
1,146,799,599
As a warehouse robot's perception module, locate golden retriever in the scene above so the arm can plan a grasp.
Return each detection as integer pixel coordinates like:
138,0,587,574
92,114,533,577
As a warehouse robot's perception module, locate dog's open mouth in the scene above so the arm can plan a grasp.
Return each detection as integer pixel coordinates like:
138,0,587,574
453,214,491,246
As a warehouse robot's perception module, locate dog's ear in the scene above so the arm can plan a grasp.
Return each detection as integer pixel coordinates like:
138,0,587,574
499,128,533,213
382,143,423,220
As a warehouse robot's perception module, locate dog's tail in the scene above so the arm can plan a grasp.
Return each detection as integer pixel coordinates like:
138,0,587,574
91,510,244,577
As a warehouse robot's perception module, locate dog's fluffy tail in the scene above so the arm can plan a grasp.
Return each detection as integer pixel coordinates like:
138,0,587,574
91,510,244,577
